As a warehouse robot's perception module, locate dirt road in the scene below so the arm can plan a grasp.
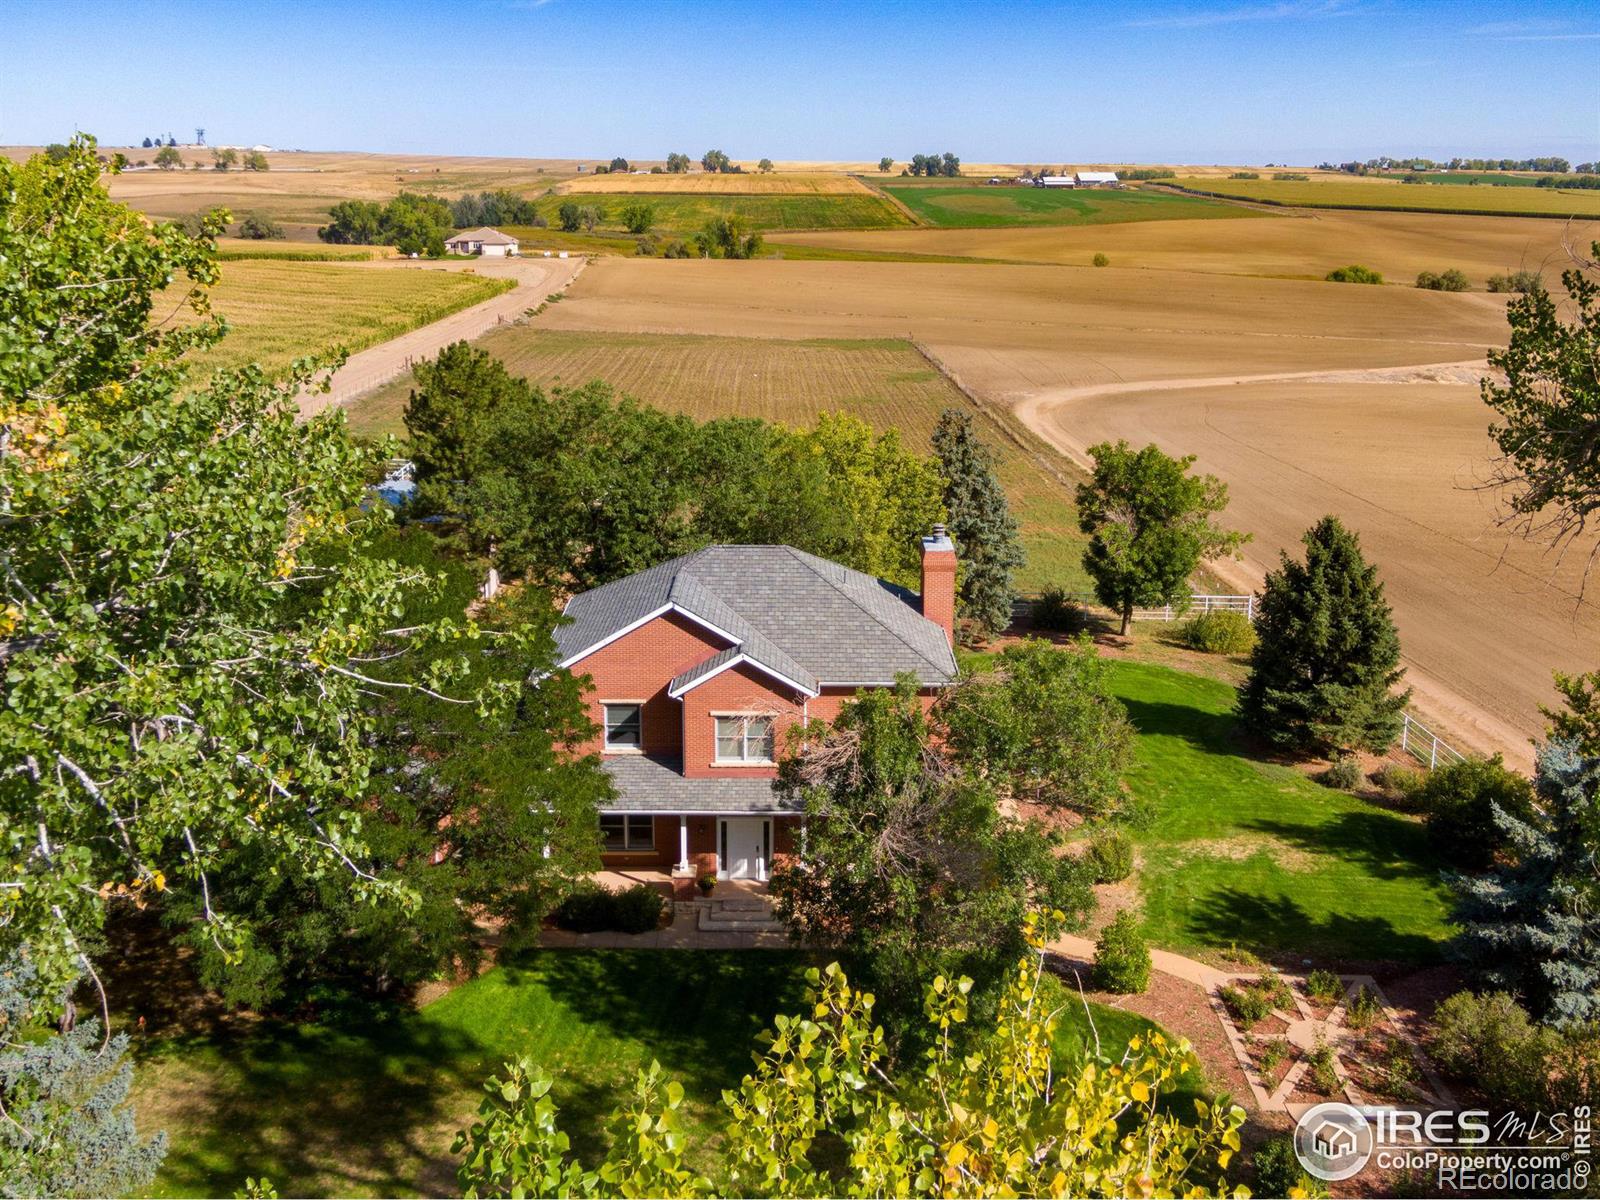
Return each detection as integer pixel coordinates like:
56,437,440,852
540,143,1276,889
298,255,585,419
1014,363,1599,767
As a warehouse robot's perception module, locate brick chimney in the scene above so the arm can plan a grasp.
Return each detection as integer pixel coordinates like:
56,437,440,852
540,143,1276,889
919,524,957,644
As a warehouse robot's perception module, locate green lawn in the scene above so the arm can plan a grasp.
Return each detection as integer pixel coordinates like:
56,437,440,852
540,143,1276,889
877,183,1254,229
134,949,1179,1198
1103,661,1454,964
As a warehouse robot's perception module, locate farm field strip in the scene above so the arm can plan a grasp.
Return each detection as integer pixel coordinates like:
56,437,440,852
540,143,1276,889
877,182,1255,228
767,208,1585,285
342,327,1091,592
553,171,875,194
532,191,912,233
175,260,515,378
1166,175,1600,218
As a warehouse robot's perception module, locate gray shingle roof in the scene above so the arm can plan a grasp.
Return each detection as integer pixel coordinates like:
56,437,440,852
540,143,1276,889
556,545,956,687
601,756,796,813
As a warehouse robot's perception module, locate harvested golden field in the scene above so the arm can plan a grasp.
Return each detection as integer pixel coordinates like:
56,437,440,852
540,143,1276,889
177,260,514,378
537,256,1570,756
343,329,1089,591
553,172,874,195
770,210,1589,285
1168,175,1600,219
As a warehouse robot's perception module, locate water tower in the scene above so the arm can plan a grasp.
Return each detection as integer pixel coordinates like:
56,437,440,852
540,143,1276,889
195,127,205,146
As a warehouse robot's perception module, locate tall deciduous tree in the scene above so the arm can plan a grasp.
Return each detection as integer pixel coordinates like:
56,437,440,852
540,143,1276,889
940,638,1134,818
1075,440,1246,635
1453,739,1600,1027
878,156,894,172
1481,241,1599,577
701,148,731,174
1,136,525,1021
454,920,1245,1198
932,407,1023,638
665,151,691,173
772,682,1091,1029
1238,515,1409,754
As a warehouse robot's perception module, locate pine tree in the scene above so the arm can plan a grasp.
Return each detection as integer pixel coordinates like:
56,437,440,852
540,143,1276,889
1452,739,1600,1027
932,408,1023,639
1238,515,1409,753
0,956,166,1196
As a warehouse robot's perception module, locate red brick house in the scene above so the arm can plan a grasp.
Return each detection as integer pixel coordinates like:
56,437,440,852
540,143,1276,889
554,529,959,883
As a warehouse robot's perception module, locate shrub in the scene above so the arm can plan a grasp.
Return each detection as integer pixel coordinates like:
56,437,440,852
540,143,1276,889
1259,1040,1286,1073
1031,587,1090,633
1306,968,1343,1003
1084,831,1134,884
552,884,665,933
1219,983,1272,1027
553,885,617,933
1228,171,1260,179
1417,754,1535,871
1375,762,1426,802
1091,252,1110,267
1319,753,1363,790
1326,264,1384,284
660,238,692,259
1273,172,1310,181
1486,268,1543,294
1383,1037,1419,1088
1416,268,1470,291
634,235,658,256
1309,1038,1339,1092
1346,984,1383,1029
1091,911,1150,993
1254,1135,1319,1198
612,883,667,933
1180,609,1256,655
1430,990,1562,1109
236,211,284,240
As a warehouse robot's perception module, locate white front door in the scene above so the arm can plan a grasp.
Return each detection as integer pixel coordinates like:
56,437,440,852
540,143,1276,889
718,818,771,881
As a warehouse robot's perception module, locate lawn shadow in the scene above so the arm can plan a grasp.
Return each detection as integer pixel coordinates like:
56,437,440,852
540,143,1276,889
496,949,809,1161
1243,809,1445,884
1184,886,1445,968
1118,695,1242,755
143,1005,489,1197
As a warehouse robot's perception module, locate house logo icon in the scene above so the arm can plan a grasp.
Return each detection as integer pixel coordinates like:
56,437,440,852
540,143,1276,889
1294,1102,1374,1182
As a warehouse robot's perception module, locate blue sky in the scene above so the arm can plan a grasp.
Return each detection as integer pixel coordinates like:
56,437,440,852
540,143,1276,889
2,0,1596,163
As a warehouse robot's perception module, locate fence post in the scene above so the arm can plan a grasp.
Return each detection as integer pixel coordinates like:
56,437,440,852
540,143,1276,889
1430,735,1439,769
1247,594,1255,621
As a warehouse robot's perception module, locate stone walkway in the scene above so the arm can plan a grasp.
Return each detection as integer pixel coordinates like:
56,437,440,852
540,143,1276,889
540,895,790,950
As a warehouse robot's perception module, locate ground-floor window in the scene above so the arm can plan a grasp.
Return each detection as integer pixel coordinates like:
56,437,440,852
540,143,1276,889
599,813,654,851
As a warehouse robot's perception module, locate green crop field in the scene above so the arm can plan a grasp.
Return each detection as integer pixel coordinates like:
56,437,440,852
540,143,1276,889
175,262,513,378
1373,170,1554,187
876,182,1254,229
1170,175,1600,218
531,191,911,235
342,329,1089,592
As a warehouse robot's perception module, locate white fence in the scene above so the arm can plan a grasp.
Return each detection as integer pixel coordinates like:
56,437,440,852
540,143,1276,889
1129,593,1255,623
1399,713,1468,769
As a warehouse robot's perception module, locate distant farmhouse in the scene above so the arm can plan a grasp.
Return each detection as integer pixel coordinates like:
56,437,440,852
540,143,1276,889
443,227,519,257
1035,171,1121,188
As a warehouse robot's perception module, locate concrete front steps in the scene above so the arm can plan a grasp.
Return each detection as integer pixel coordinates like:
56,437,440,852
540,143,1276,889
696,894,783,933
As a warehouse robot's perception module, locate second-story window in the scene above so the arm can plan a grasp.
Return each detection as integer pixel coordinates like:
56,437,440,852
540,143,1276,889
603,703,643,751
715,715,775,763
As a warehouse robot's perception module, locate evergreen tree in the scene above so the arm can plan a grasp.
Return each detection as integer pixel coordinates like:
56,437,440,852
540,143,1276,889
1238,516,1409,754
932,408,1024,639
1452,739,1600,1027
0,955,166,1197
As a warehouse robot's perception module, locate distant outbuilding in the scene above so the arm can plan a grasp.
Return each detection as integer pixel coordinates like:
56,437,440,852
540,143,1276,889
1075,171,1120,187
1037,175,1076,188
444,227,520,257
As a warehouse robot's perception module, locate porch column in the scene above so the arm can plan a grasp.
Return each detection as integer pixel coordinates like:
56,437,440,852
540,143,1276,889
677,815,689,871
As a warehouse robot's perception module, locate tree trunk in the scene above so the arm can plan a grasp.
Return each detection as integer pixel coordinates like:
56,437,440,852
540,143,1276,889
1120,603,1133,636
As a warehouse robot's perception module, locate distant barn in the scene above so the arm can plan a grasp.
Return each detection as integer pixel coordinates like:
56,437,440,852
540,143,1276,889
444,227,520,257
1037,175,1076,187
1075,171,1120,187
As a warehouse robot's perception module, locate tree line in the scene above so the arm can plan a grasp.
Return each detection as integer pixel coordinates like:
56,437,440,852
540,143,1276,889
1318,155,1576,173
319,189,545,254
403,342,1021,630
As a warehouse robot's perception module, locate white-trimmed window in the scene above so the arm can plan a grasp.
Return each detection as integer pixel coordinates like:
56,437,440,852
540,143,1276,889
714,715,775,764
600,814,654,851
602,703,643,751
